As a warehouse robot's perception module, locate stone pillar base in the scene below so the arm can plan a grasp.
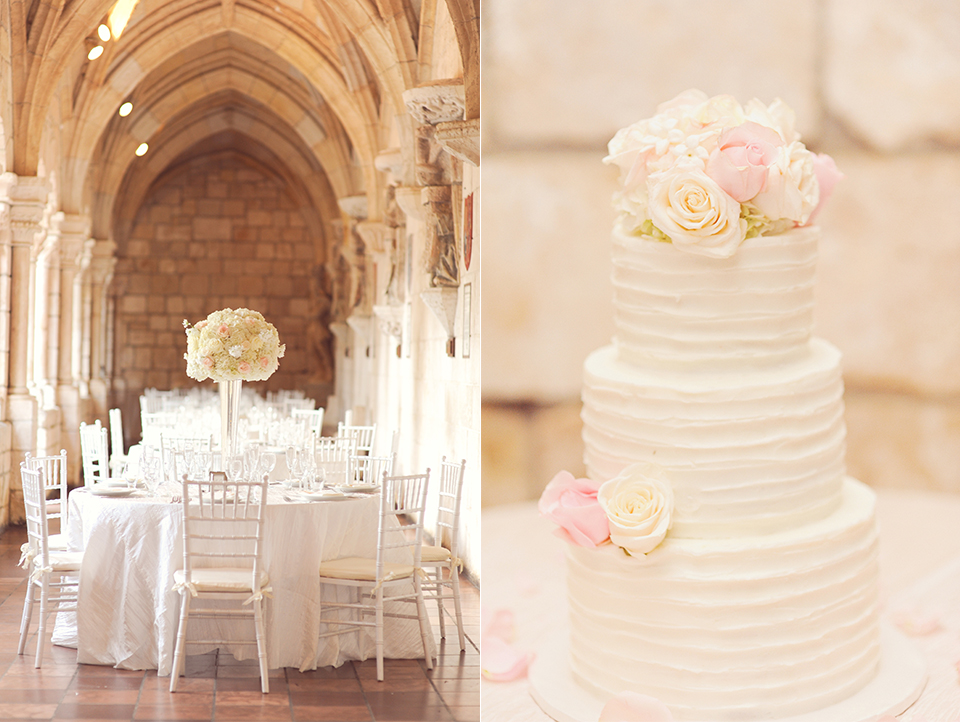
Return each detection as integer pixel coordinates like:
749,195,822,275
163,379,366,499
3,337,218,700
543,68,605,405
0,421,12,528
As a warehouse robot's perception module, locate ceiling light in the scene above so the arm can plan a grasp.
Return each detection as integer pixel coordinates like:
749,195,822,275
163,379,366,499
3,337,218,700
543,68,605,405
135,143,148,157
119,102,133,117
108,0,139,39
97,24,111,42
88,46,104,60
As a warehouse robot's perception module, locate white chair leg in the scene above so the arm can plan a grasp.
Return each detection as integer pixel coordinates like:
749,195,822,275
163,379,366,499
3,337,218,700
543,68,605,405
18,580,35,655
253,599,269,694
170,593,190,692
451,566,466,652
414,578,434,670
435,568,447,640
375,589,385,682
34,578,49,669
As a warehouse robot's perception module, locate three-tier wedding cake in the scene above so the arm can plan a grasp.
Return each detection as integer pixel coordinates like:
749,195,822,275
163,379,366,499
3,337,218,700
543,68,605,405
535,91,922,721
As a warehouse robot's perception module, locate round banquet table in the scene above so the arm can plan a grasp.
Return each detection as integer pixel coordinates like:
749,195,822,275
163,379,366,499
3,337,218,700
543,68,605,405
482,488,960,722
53,483,435,675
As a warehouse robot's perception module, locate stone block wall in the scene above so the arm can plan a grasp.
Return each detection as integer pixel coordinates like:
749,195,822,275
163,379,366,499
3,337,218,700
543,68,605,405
113,152,318,435
482,0,960,504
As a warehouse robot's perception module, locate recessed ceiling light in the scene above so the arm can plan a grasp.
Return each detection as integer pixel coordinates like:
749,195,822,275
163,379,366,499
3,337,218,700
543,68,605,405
135,143,148,157
88,45,104,60
119,102,133,117
97,24,111,42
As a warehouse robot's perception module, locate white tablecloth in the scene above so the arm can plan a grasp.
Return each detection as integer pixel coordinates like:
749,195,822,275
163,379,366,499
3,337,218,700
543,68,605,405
54,485,434,675
481,489,960,721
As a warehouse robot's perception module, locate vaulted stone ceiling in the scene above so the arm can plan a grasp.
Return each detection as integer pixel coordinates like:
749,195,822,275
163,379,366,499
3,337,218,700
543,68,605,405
3,0,478,251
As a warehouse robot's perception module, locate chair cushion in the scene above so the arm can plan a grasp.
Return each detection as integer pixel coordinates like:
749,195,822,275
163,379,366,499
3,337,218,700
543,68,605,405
33,551,83,573
173,568,269,593
420,545,451,563
319,557,415,583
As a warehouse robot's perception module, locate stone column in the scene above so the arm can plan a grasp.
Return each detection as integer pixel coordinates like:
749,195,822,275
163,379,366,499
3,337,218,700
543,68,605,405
337,195,374,425
33,212,63,457
57,216,92,484
88,240,116,420
1,174,48,523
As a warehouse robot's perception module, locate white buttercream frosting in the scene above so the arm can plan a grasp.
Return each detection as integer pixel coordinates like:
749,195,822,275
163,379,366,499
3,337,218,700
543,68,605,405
612,224,818,369
567,478,880,721
582,338,846,537
567,220,882,718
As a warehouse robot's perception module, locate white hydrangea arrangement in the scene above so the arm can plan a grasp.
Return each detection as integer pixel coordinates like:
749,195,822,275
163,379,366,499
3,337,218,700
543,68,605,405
183,308,285,382
604,89,842,259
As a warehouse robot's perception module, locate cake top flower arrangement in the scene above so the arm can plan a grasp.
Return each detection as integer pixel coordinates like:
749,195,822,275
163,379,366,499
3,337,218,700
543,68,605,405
183,308,285,383
604,89,842,259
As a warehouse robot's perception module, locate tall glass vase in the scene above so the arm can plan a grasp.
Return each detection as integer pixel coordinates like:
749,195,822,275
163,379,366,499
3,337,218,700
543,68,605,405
219,379,242,469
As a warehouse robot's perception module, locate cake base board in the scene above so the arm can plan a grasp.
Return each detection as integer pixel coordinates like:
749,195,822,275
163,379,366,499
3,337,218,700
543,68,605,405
528,624,925,722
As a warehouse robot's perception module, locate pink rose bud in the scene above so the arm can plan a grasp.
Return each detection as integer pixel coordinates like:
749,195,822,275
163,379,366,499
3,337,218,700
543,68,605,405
538,470,610,547
238,361,251,373
202,356,214,368
705,121,782,202
259,357,269,368
805,153,844,225
217,324,230,336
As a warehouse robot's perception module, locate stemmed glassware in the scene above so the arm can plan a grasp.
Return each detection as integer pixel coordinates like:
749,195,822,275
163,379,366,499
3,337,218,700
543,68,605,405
144,456,161,496
227,455,244,483
285,446,302,482
259,451,277,480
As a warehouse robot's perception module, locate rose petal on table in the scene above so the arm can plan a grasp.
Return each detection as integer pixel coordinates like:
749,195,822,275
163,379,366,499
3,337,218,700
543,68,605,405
891,609,941,636
482,607,516,643
599,691,674,721
481,635,532,681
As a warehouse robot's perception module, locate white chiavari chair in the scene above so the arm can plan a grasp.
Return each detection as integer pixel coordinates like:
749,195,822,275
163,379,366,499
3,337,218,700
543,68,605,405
291,407,324,436
317,470,434,681
420,457,468,650
79,421,109,486
23,449,70,536
169,472,271,692
348,453,394,487
108,407,126,474
337,423,377,456
313,435,356,487
17,463,84,668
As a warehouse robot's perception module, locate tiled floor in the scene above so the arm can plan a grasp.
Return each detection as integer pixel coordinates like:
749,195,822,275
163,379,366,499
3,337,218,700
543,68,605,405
0,525,480,721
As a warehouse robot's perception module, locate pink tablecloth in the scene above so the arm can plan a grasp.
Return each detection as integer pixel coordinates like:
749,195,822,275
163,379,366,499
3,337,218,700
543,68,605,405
54,485,433,675
481,488,960,721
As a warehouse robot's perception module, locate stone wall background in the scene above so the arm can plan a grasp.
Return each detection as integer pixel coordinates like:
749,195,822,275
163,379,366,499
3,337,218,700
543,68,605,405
113,151,316,437
481,0,960,505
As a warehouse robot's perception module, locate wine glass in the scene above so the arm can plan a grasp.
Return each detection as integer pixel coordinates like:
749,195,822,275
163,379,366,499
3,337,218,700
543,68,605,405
243,445,261,480
227,455,244,483
285,446,301,481
259,451,277,480
144,457,161,496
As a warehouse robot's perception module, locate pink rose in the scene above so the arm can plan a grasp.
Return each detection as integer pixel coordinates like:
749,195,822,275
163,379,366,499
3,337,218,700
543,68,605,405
705,121,782,202
600,692,674,722
217,324,230,336
538,471,609,547
259,357,269,368
238,361,251,373
805,153,843,225
195,320,207,329
202,356,214,368
481,608,533,682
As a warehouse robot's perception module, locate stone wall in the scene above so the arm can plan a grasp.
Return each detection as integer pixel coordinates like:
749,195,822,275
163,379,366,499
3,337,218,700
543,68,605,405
113,151,319,434
482,0,960,503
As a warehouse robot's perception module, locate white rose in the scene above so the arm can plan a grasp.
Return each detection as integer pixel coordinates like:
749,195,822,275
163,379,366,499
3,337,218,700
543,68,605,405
751,141,819,224
647,165,746,258
597,463,674,556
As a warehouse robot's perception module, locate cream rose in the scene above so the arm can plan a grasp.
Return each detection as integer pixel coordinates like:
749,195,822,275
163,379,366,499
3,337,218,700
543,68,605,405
598,463,674,556
750,141,819,224
647,165,746,258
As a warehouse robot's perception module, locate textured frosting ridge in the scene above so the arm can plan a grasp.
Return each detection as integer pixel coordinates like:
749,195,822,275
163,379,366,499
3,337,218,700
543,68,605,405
571,225,882,718
567,479,880,720
612,225,819,368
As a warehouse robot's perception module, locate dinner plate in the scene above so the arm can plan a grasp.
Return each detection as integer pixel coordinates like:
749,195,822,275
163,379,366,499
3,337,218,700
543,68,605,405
334,484,379,493
89,485,136,497
301,491,351,501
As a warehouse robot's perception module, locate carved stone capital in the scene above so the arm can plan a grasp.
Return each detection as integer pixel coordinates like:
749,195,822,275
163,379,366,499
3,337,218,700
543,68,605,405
354,220,392,255
419,287,459,338
57,214,92,264
395,186,425,222
346,313,374,347
373,304,405,339
375,148,404,178
338,194,368,221
1,174,49,248
403,81,466,125
90,240,118,285
435,118,480,167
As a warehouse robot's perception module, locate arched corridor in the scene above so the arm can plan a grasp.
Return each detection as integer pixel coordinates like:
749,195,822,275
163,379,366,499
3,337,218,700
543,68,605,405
0,0,480,574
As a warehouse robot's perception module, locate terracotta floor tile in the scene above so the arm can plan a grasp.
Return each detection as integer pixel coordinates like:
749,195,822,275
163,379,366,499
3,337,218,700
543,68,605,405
0,526,478,722
287,705,372,721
